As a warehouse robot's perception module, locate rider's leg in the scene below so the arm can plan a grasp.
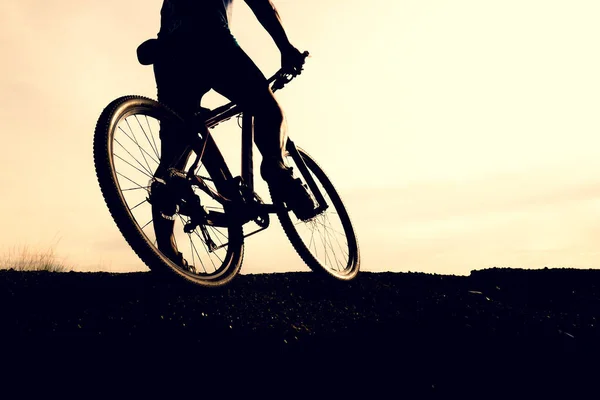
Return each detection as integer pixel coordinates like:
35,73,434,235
240,89,290,180
154,52,209,177
249,89,287,161
207,41,316,218
151,45,207,264
204,41,289,175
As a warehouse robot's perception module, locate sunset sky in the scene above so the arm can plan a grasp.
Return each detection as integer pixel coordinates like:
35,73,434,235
2,0,600,275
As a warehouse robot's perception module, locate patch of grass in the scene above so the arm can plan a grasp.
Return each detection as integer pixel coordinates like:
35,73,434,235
0,245,69,272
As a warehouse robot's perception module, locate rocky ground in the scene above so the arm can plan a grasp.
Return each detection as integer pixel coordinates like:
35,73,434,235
2,268,599,395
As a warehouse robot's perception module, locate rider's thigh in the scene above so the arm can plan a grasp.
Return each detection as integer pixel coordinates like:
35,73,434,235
208,41,283,120
153,50,209,172
153,45,209,119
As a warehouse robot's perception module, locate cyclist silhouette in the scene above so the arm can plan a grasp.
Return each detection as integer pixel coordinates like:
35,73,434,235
149,0,314,264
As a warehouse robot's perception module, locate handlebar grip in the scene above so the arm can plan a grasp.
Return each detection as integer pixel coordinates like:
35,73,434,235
270,50,310,92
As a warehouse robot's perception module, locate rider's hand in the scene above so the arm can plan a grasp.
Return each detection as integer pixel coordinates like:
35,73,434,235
280,45,307,76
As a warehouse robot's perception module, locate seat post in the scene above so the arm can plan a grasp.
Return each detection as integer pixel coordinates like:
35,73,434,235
241,112,254,191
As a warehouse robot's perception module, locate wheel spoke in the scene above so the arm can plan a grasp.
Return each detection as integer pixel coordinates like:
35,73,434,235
312,216,347,238
136,115,160,161
114,137,154,176
308,221,317,258
178,216,208,274
208,226,226,246
315,217,349,259
116,171,146,191
117,125,159,168
125,118,154,174
321,215,345,271
324,212,349,258
140,218,153,231
145,115,161,160
121,186,150,192
189,234,196,267
191,239,207,274
208,225,229,242
318,216,333,269
314,220,330,268
114,152,153,179
130,198,148,212
195,230,220,270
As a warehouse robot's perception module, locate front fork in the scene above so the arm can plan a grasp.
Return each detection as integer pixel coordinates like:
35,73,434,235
285,139,329,213
240,111,328,214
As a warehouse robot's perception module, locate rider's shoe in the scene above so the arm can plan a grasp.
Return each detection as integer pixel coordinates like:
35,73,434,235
152,214,195,272
149,179,195,272
261,157,317,221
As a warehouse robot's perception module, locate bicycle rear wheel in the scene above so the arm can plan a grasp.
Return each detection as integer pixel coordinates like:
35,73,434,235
93,95,244,287
271,146,360,281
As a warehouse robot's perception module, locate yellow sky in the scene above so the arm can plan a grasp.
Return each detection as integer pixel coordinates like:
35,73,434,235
1,0,600,275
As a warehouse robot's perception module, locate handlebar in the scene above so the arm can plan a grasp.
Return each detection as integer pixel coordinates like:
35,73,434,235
269,51,310,93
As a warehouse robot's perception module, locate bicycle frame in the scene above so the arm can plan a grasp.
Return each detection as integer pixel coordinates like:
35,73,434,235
186,69,329,221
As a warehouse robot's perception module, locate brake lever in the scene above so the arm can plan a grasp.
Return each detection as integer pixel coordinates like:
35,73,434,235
271,51,310,93
271,73,294,92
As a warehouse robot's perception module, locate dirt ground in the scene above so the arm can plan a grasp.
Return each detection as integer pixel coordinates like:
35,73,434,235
2,268,599,395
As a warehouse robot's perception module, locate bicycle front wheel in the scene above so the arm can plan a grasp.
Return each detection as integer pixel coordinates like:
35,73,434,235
93,95,244,287
271,146,360,281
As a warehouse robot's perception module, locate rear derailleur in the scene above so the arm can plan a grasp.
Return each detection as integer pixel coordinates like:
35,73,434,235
148,168,218,251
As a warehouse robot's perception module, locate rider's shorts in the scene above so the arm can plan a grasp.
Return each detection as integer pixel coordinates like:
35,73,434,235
153,31,270,120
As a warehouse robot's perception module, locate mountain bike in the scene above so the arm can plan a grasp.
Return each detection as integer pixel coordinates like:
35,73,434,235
93,49,360,287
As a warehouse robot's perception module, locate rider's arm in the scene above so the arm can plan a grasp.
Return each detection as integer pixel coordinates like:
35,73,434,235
243,0,293,52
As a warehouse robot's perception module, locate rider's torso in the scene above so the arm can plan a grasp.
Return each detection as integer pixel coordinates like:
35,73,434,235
158,0,235,39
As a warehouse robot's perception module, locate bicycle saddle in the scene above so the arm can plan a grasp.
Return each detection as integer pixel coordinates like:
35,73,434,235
137,38,161,66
